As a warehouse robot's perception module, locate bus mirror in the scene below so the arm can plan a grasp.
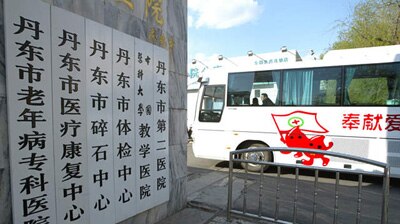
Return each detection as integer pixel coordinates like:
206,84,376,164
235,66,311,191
197,77,209,84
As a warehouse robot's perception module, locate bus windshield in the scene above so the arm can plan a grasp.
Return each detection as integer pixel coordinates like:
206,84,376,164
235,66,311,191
199,85,225,122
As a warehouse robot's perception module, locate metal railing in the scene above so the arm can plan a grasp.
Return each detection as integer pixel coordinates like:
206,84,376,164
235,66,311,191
227,147,390,224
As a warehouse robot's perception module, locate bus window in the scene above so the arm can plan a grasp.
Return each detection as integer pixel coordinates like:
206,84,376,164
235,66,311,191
344,63,400,106
312,67,341,106
253,71,280,106
227,72,254,106
199,85,225,122
282,67,341,106
227,71,280,106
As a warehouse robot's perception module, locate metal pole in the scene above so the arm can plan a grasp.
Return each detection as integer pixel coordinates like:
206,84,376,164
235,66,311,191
227,152,234,222
356,174,363,224
381,167,390,224
243,162,248,214
293,167,299,223
258,165,264,217
333,172,340,224
275,166,281,221
312,170,319,224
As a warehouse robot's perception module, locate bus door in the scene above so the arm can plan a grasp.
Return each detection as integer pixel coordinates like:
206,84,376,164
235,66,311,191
192,85,229,160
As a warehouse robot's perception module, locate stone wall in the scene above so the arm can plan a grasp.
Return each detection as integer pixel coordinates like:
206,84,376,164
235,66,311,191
0,0,187,223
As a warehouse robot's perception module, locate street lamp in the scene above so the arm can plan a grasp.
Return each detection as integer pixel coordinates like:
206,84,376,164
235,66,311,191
218,55,237,66
280,46,289,53
247,50,265,61
281,46,301,61
191,59,209,69
310,49,316,60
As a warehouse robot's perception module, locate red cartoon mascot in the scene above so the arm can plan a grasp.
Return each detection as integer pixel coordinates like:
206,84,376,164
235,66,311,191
272,111,333,166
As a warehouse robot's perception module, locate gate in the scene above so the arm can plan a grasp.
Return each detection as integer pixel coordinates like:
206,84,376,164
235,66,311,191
227,147,390,224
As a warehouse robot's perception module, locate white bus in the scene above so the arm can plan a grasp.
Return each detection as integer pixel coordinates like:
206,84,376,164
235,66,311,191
191,45,400,177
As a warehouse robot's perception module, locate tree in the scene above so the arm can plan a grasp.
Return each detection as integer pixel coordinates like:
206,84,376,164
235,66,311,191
332,0,400,50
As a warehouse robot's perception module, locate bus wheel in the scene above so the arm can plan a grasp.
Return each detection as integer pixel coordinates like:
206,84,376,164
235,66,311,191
240,143,271,172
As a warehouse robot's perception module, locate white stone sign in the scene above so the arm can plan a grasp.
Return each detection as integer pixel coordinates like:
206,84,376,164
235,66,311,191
51,6,89,224
4,0,56,223
86,19,116,224
152,46,170,205
134,38,156,214
112,29,137,222
4,0,169,223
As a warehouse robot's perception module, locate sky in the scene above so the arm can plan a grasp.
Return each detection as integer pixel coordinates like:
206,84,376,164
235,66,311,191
188,0,363,65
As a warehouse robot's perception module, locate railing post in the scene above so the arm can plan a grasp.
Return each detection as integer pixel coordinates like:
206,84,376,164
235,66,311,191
381,167,390,224
227,152,234,222
356,174,363,224
312,170,319,224
275,166,281,221
333,172,340,224
258,164,264,217
293,167,299,223
226,147,390,224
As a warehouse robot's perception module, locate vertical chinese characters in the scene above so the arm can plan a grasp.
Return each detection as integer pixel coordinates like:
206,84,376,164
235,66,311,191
5,0,57,222
51,6,89,223
135,39,154,213
153,47,169,202
15,14,51,224
112,30,136,222
86,20,115,223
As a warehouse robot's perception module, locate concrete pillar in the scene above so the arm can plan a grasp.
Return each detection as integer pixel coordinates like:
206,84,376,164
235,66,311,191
0,0,187,223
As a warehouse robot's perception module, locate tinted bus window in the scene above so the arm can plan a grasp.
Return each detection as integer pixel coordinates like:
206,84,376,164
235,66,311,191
228,71,280,106
282,67,341,106
227,72,254,106
199,85,225,122
344,63,400,106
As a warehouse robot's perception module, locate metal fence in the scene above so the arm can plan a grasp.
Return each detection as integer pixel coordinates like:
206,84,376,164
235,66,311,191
227,147,390,224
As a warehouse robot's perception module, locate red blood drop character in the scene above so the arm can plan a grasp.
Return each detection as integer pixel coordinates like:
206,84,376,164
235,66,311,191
301,135,333,166
281,126,309,157
280,126,333,166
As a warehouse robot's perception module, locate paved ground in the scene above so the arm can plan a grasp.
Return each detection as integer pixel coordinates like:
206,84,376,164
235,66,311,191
157,144,400,224
159,166,399,224
157,143,256,224
158,166,271,224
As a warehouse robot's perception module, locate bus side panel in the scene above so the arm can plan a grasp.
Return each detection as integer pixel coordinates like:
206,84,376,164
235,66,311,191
192,128,232,160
